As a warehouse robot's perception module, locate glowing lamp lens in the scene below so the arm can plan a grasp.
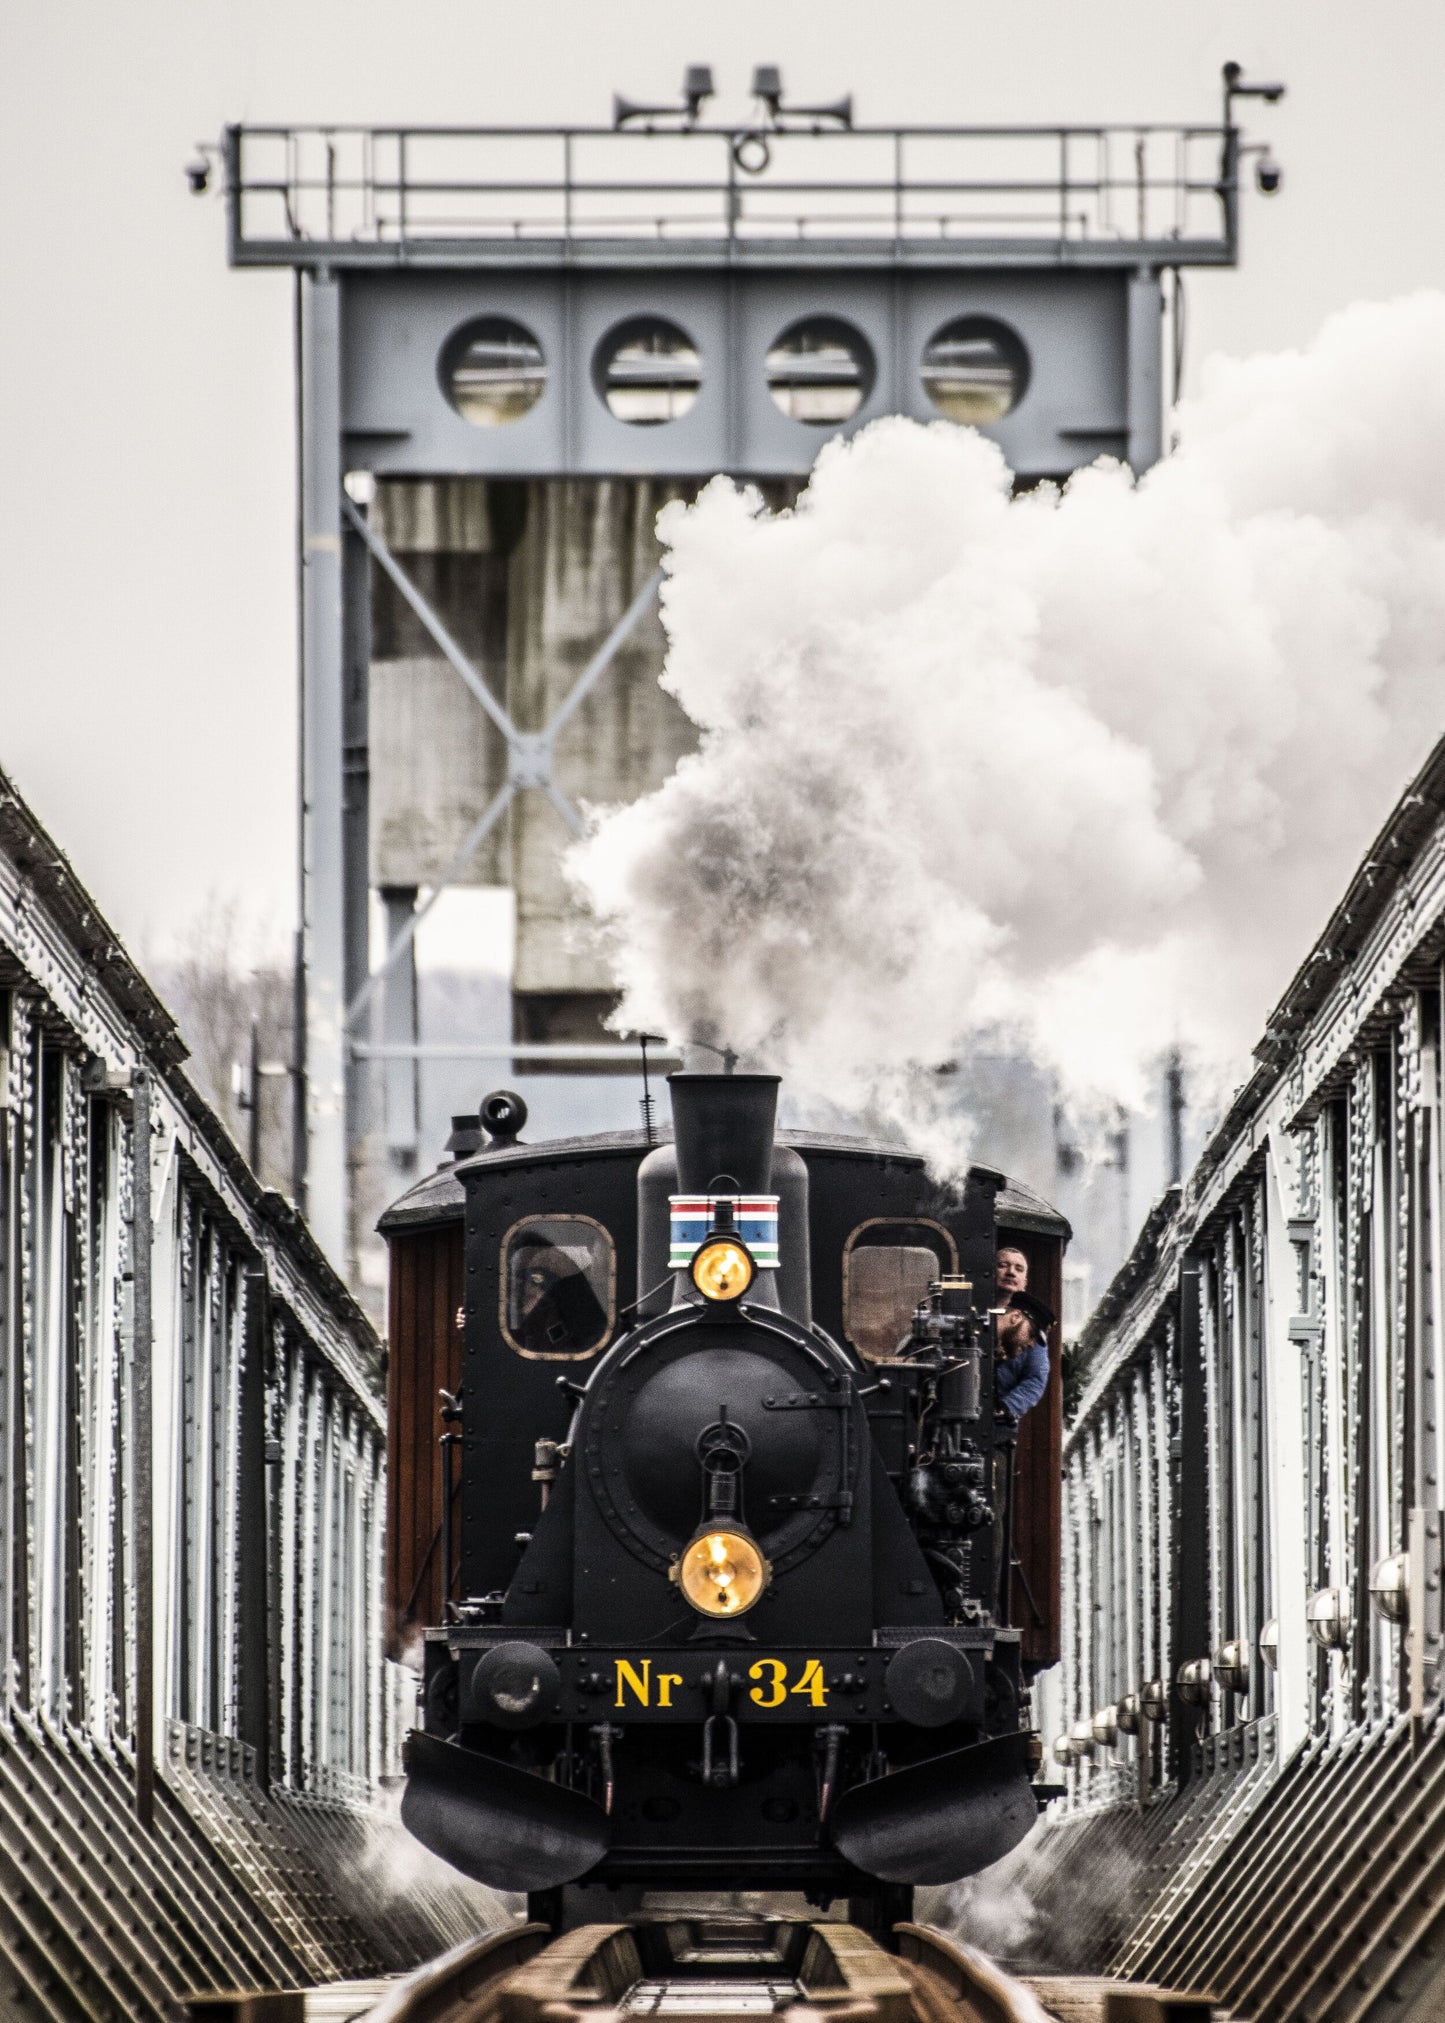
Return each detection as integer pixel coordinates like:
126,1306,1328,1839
691,1238,754,1302
675,1529,768,1617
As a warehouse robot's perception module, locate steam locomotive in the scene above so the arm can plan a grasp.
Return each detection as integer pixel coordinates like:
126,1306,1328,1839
379,1072,1067,1933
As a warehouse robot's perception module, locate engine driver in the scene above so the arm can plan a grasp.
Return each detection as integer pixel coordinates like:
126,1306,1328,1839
509,1235,608,1356
994,1245,1052,1424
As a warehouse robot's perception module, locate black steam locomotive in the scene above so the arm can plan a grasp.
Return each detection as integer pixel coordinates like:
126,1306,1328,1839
381,1072,1067,1933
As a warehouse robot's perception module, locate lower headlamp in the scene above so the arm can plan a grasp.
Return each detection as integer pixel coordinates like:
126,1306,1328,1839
672,1527,770,1617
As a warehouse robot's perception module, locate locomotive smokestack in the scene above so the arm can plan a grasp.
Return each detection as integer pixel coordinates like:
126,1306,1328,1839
668,1073,779,1195
639,1074,809,1322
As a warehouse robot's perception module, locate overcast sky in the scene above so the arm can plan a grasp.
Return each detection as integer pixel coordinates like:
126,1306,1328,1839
2,0,1443,961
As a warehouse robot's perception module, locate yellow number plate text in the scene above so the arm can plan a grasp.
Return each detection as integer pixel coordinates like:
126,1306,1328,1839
609,1655,829,1709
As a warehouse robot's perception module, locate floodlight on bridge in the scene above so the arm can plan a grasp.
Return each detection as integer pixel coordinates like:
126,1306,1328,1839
1306,1586,1352,1653
1176,1657,1212,1705
1213,1639,1250,1695
1090,1706,1119,1747
1370,1552,1409,1625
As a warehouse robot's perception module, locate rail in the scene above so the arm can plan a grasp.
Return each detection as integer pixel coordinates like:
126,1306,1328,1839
220,122,1241,268
896,1926,1055,2023
184,1923,550,2023
896,1927,1215,2023
185,1918,1216,2023
365,1922,551,2023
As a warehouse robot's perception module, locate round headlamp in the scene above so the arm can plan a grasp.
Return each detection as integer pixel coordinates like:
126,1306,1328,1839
691,1236,754,1303
672,1527,770,1618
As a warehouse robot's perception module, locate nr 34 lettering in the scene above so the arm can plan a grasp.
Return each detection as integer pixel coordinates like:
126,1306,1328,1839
613,1656,828,1709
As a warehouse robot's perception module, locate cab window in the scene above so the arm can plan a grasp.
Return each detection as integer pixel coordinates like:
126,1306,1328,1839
843,1218,958,1363
500,1215,615,1359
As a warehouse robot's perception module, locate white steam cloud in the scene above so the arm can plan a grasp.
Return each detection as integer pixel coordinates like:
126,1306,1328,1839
569,294,1445,1167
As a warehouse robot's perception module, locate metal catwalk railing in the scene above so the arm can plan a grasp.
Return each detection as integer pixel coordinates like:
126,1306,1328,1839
221,120,1239,265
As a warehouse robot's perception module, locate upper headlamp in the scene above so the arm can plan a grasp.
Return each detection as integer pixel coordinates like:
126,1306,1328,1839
691,1236,754,1302
670,1194,778,1302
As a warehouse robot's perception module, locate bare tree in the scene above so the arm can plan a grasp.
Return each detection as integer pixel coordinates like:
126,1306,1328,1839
151,897,296,1196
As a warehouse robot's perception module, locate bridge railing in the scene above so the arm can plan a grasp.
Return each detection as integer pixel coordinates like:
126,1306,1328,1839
221,121,1238,265
1044,733,1445,1810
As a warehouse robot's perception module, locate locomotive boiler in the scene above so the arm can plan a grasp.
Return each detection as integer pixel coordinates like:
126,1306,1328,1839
381,1071,1068,1933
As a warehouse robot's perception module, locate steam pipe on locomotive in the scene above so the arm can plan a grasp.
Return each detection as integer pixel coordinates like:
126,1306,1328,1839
899,1280,998,1621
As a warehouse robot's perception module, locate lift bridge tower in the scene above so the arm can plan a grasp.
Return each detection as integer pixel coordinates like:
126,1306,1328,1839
215,63,1280,1277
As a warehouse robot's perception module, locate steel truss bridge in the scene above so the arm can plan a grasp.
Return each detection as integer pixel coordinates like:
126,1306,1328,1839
5,556,1440,2023
1029,731,1445,2022
0,768,486,2017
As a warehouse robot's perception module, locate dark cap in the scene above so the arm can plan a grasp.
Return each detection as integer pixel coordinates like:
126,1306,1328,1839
1009,1288,1055,1331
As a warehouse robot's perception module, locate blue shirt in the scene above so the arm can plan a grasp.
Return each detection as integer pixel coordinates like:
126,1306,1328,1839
996,1336,1049,1422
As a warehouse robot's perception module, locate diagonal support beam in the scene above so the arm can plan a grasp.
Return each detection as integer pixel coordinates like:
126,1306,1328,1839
345,780,515,1028
546,564,664,739
339,492,664,1042
341,494,519,742
543,781,587,839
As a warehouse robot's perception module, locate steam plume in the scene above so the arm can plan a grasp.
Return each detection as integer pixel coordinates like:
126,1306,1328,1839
569,294,1445,1166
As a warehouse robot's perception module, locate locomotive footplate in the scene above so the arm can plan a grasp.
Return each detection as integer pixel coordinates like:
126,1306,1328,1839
435,1626,1008,1732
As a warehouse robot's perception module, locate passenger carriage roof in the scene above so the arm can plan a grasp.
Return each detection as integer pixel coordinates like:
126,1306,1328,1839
378,1124,1070,1239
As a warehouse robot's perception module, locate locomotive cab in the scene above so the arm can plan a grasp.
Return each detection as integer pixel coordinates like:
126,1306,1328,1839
381,1072,1068,1929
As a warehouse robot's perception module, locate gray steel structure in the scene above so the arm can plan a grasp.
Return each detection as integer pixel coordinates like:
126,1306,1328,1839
217,70,1276,1273
1009,735,1445,2020
0,769,485,2017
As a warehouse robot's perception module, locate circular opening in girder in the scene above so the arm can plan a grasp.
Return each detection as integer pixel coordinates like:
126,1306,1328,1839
442,317,547,426
765,316,874,426
921,316,1030,425
594,316,702,425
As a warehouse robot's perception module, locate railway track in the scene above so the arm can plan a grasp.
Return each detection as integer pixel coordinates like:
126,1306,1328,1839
183,1917,1217,2023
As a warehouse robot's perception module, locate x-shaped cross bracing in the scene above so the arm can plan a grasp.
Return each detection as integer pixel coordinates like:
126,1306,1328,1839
341,492,663,1031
